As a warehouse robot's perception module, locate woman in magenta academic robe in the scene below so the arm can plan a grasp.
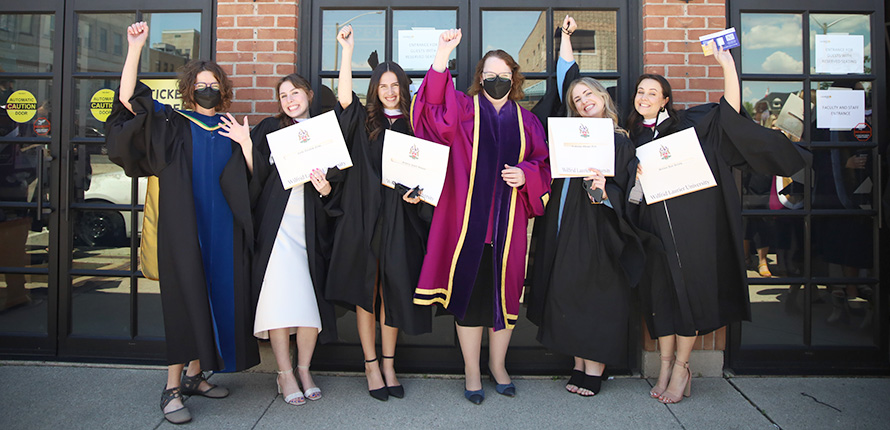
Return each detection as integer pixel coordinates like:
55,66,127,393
411,29,550,405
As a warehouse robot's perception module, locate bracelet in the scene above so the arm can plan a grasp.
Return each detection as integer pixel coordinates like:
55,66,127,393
561,27,573,36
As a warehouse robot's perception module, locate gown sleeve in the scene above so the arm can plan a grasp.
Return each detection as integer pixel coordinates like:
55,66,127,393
516,110,551,217
410,67,475,146
248,117,279,211
531,58,580,131
105,81,178,177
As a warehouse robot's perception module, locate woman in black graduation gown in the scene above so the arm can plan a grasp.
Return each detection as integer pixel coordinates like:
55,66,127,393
105,22,260,424
626,42,810,404
326,25,432,401
250,74,340,405
527,15,644,397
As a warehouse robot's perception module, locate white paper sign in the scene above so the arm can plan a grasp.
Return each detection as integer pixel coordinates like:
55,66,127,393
815,34,864,74
547,117,615,178
382,130,450,206
636,128,717,203
398,29,442,70
816,90,864,130
266,111,353,189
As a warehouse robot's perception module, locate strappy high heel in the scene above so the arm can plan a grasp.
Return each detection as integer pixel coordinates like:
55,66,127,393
365,357,389,401
659,360,691,404
381,356,404,398
296,365,322,401
650,354,675,398
277,368,306,406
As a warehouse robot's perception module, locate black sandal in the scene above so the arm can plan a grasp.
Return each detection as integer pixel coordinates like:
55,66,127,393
181,371,229,398
381,356,405,398
578,374,603,397
566,369,585,392
160,386,192,424
365,358,389,401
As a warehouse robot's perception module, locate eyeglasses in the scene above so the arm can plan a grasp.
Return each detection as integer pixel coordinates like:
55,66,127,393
194,82,221,91
481,72,512,81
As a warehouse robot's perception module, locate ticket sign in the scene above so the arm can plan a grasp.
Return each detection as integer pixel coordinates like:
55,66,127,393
140,79,183,110
5,90,37,123
398,29,442,70
815,34,864,74
90,89,116,122
816,90,864,130
699,28,740,56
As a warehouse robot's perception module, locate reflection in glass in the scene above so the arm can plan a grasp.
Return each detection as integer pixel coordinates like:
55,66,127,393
0,79,54,138
518,78,545,111
809,80,872,141
809,14,871,74
811,283,876,347
812,216,873,277
0,14,55,73
483,11,546,73
740,13,803,74
554,10,618,73
71,276,131,337
76,13,136,73
742,215,804,279
393,10,456,71
0,273,48,335
741,81,803,141
142,13,202,73
327,78,371,107
138,277,164,338
74,79,118,138
811,148,874,210
740,284,805,346
322,10,385,71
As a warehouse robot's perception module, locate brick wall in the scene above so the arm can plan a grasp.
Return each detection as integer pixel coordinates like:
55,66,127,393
216,0,300,125
641,0,727,353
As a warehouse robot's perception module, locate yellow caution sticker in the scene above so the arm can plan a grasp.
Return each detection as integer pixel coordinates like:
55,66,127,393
90,88,116,122
6,90,37,123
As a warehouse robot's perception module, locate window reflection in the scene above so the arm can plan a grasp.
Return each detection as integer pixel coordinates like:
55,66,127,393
71,276,131,337
741,81,803,140
483,11,546,73
138,277,164,338
811,148,873,210
74,79,117,138
809,14,871,74
0,79,53,138
812,283,875,346
740,13,803,74
741,284,805,346
809,80,871,142
0,14,55,73
393,10,456,71
141,13,202,73
76,13,135,73
554,10,618,73
322,10,385,71
0,274,48,334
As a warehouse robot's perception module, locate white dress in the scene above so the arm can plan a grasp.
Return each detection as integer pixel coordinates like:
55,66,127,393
253,184,322,339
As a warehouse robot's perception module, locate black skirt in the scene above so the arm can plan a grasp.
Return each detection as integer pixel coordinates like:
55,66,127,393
440,244,495,328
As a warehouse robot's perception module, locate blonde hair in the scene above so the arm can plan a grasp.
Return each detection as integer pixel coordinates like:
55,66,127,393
566,77,628,137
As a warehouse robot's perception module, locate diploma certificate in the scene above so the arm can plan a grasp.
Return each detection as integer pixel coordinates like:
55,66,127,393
636,127,717,203
382,130,450,206
547,117,615,178
266,111,353,189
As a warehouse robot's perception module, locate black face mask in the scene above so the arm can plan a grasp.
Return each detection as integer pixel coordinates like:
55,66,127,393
482,76,511,100
194,87,222,110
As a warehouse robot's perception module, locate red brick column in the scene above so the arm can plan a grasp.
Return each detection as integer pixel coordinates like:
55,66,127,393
640,0,728,356
216,0,300,124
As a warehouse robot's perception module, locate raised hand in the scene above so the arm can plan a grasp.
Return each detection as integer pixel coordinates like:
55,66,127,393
433,29,461,72
562,15,577,35
219,113,251,147
127,22,149,49
337,24,354,51
711,41,735,69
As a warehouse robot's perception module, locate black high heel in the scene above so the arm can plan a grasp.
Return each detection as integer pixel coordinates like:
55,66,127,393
365,357,389,401
578,374,603,397
381,356,404,398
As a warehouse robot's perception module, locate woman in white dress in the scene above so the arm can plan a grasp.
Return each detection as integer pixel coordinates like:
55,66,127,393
251,74,339,405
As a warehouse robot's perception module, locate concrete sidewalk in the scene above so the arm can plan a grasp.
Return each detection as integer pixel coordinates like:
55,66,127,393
1,362,887,429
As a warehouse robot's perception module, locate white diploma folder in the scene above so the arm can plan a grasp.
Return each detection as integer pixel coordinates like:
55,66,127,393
547,117,615,178
382,130,450,207
636,127,717,203
266,111,353,189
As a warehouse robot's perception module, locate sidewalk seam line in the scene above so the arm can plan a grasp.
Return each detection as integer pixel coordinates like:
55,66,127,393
726,377,782,429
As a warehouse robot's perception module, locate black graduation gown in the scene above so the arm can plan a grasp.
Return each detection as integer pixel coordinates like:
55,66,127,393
629,99,811,338
249,117,340,344
105,82,261,371
526,62,645,365
325,93,432,335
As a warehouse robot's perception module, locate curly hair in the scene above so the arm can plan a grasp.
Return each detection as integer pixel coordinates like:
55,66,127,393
566,77,628,137
275,73,314,128
467,50,525,101
177,60,233,112
366,61,412,142
626,73,676,137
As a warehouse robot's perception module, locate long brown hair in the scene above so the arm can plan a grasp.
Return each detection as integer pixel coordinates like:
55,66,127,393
566,77,628,137
366,61,412,141
468,50,525,101
275,73,314,128
626,73,676,136
177,59,233,112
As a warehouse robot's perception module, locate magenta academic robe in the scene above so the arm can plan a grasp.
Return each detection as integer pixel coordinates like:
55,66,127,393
411,68,550,331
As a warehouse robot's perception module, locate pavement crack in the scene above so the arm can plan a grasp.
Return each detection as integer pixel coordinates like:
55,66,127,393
800,392,842,412
726,378,783,429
